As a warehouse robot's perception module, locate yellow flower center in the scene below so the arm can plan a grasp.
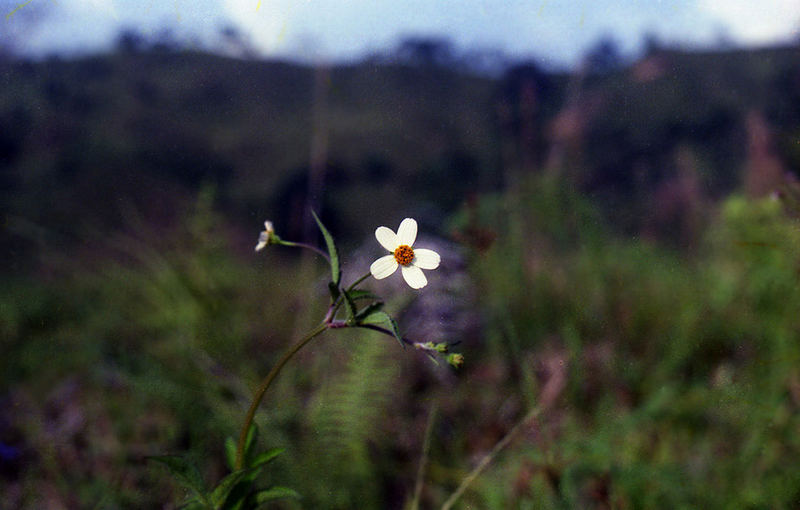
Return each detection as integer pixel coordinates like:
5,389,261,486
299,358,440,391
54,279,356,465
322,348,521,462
394,244,414,266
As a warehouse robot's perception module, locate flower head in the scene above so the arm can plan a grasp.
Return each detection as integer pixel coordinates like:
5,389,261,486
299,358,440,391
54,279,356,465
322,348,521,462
255,221,276,251
447,353,464,368
370,218,440,289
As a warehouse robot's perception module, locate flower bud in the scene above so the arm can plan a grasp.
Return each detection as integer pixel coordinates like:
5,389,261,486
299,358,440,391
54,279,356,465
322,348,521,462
447,353,464,368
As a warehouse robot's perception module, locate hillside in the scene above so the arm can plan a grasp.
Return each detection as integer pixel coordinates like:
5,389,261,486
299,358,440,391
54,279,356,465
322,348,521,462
1,43,799,266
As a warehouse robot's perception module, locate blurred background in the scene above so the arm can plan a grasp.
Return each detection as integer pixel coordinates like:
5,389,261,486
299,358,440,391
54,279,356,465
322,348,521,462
2,1,800,508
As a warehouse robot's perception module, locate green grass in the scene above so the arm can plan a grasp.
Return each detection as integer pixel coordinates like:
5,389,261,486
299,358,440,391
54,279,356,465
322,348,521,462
3,175,800,508
440,176,800,508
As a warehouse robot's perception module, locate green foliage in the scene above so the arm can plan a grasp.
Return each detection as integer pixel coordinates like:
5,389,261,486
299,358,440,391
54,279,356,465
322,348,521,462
0,190,310,507
449,177,800,508
151,425,297,510
359,310,402,346
4,42,800,506
342,286,357,322
150,455,210,506
302,332,400,509
312,210,341,287
5,173,800,508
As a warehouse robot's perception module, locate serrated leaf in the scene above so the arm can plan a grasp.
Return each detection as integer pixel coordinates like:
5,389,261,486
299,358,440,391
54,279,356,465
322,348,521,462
354,301,384,321
224,437,237,472
359,310,390,326
254,486,301,506
346,289,378,301
149,455,208,502
210,470,248,508
360,311,404,347
249,448,285,469
343,290,357,324
312,210,340,285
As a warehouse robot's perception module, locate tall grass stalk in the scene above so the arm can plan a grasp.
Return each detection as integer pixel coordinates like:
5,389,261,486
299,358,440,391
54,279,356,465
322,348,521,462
441,405,542,510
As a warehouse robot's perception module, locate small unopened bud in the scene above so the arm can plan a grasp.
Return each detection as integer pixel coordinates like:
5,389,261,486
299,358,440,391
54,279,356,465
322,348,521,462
447,353,464,368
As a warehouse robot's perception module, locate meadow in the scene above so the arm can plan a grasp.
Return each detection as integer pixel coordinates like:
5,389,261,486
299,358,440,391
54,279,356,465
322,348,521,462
2,39,800,508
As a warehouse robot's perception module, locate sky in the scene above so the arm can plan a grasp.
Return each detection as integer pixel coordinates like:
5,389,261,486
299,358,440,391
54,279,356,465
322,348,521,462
4,0,799,66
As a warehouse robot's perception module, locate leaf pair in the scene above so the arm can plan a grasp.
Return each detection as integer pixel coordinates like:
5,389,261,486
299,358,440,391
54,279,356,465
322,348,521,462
341,289,403,347
342,289,379,322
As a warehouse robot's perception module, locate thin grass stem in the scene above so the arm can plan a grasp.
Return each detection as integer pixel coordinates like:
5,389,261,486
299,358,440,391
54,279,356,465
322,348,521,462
410,401,438,510
440,405,542,510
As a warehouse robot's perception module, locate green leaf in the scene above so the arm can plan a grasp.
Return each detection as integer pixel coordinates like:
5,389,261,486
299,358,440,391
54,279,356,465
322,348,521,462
219,449,284,510
346,289,378,301
360,311,404,347
249,448,285,469
354,301,384,321
242,424,258,467
312,210,340,286
220,476,258,510
210,470,248,508
224,437,237,472
343,289,357,324
241,465,263,485
254,486,301,506
149,455,208,503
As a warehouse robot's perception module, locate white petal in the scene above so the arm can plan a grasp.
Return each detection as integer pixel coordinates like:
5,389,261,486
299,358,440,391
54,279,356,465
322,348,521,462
255,232,269,251
401,264,428,289
375,226,399,252
412,249,440,270
396,218,417,246
370,255,398,280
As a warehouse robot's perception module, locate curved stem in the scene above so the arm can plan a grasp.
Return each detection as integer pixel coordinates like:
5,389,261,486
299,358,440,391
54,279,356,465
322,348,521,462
278,240,330,262
356,323,415,347
346,271,372,292
235,322,328,470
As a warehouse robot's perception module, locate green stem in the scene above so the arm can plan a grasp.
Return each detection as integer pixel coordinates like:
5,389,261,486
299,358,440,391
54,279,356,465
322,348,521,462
235,322,328,470
346,271,372,292
278,239,330,261
329,271,373,321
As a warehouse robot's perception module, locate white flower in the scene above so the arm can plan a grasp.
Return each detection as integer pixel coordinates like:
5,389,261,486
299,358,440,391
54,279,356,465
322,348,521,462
255,221,275,251
370,218,440,289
